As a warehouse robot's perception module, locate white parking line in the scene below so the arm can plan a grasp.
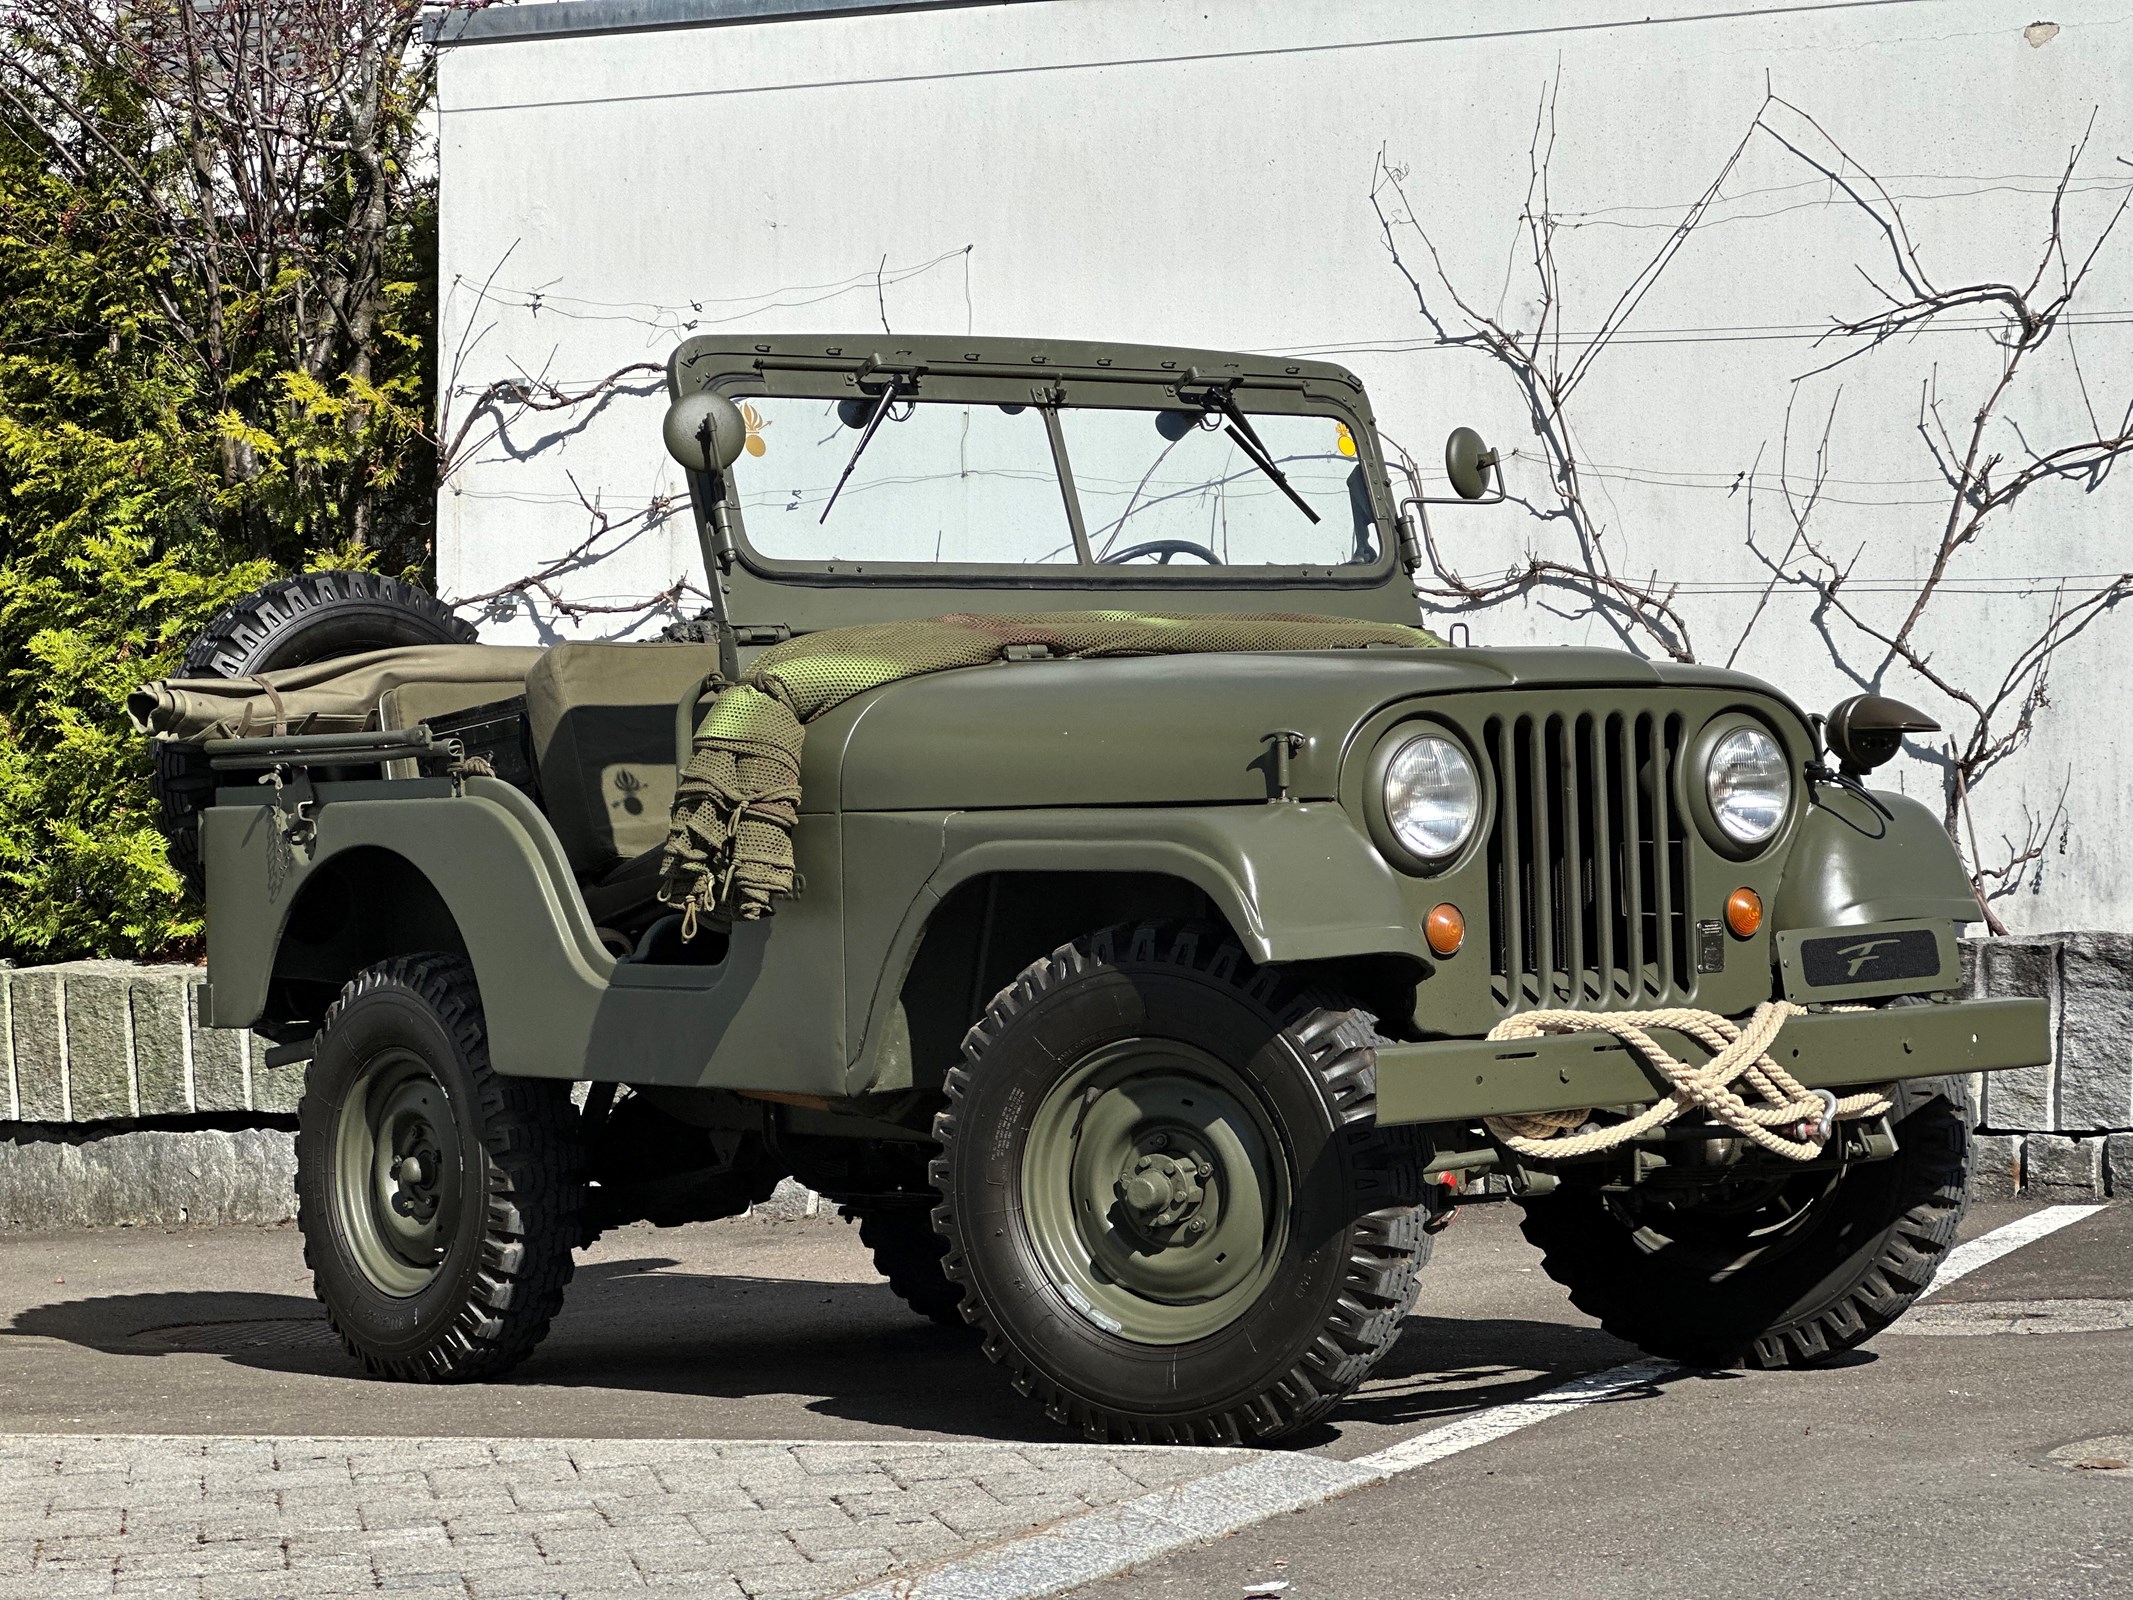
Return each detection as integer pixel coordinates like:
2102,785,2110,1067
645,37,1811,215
844,1203,2113,1600
836,1362,1675,1600
1919,1203,2107,1299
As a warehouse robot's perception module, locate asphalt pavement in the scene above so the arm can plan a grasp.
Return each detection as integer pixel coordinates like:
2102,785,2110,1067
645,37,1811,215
0,1198,2124,1599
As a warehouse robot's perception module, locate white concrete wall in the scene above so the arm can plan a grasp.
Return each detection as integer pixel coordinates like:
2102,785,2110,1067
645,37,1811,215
434,0,2133,932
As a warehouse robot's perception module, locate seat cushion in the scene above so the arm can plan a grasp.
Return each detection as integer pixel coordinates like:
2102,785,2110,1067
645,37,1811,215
523,641,722,876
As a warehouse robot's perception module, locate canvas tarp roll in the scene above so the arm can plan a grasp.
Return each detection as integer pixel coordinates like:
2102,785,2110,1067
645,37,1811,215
128,645,547,741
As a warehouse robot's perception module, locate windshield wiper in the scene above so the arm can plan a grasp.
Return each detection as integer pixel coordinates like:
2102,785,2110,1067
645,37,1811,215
1203,388,1321,526
818,376,905,524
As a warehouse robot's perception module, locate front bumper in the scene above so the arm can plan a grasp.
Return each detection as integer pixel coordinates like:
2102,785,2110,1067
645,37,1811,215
1372,996,2048,1128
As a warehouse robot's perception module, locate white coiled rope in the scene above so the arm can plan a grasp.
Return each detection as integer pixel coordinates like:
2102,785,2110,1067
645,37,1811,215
1481,1000,1894,1162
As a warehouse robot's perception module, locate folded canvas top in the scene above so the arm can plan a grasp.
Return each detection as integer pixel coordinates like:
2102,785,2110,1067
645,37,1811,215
128,644,548,741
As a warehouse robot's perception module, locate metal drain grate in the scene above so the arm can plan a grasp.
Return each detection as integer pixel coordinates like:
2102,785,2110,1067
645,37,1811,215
132,1318,339,1353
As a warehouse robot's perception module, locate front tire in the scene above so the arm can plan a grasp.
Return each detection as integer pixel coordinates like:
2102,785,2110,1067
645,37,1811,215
296,955,585,1381
1517,1075,1971,1368
933,923,1429,1445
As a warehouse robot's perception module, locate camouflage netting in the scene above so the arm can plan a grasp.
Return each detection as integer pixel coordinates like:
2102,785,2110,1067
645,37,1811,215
658,611,1442,928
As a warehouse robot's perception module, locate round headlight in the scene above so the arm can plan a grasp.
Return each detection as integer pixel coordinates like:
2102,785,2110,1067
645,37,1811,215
1384,735,1480,862
1705,726,1789,847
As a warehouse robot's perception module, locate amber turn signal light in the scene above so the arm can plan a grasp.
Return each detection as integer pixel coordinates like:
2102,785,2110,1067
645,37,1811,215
1425,903,1466,957
1725,886,1764,939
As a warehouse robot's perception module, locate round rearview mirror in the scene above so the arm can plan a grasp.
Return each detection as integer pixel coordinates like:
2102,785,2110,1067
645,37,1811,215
1444,426,1499,501
662,391,748,474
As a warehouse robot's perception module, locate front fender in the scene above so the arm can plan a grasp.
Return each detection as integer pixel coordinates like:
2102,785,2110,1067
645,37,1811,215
847,803,1422,1091
1773,784,1983,930
934,803,1422,966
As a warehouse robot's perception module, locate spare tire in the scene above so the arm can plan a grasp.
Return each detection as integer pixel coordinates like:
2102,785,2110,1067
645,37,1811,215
154,573,479,897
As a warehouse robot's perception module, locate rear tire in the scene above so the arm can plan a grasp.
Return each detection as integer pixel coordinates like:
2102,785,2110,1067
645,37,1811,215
1517,1075,1971,1368
296,954,584,1381
933,922,1429,1445
155,573,478,896
850,1203,968,1329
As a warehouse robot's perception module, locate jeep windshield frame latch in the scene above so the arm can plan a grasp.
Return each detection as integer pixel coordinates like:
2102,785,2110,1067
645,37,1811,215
1261,729,1306,802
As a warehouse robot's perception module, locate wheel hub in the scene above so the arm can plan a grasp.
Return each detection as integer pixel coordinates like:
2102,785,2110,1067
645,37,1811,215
389,1141,442,1222
1117,1146,1208,1234
1019,1041,1290,1345
331,1052,462,1297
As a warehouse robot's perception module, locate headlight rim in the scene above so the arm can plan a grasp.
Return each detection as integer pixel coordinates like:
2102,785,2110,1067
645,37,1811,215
1367,724,1488,876
1689,711,1796,859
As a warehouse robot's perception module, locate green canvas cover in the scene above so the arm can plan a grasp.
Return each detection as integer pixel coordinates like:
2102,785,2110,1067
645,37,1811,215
659,611,1442,929
523,641,725,875
127,645,546,740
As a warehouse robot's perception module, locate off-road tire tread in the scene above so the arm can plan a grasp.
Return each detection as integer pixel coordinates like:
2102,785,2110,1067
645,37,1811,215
1519,1077,1971,1369
178,571,477,678
297,954,584,1383
849,1205,969,1329
930,921,1430,1445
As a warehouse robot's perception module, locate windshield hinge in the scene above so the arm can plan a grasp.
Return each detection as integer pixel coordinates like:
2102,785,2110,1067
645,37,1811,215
1002,642,1057,662
731,624,792,647
1260,730,1306,802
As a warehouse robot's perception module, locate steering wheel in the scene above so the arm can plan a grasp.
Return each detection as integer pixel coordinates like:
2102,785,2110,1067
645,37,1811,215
1099,539,1222,566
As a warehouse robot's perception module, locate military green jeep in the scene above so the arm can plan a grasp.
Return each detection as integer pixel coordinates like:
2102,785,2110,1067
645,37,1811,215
139,335,2048,1444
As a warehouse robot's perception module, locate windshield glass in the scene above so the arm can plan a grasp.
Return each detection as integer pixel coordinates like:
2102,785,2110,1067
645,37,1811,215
728,395,1382,570
1060,407,1377,566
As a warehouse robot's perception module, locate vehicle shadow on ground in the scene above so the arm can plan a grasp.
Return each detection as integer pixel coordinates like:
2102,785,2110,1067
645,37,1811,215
7,1257,1636,1443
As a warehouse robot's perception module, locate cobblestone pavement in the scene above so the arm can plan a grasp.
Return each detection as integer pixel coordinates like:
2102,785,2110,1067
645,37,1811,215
0,1434,1253,1600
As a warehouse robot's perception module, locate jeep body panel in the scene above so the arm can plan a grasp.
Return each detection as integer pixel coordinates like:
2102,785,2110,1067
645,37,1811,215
189,329,2044,1132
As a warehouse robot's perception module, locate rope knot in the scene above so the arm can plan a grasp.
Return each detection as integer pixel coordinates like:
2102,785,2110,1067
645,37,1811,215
1479,1001,1893,1162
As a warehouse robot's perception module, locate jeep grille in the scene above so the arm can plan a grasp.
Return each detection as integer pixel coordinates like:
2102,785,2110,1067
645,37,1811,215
1484,710,1694,1009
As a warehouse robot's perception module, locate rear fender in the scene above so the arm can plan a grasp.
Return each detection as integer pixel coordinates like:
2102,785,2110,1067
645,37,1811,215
202,777,613,1065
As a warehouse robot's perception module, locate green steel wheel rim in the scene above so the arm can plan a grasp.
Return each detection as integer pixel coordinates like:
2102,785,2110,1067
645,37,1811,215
1019,1038,1291,1346
331,1050,464,1297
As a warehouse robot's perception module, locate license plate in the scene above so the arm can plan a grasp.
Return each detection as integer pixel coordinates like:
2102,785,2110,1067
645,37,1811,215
1798,927,1943,988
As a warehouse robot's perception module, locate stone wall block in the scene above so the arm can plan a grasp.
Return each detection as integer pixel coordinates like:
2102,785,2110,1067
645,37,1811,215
9,969,67,1121
60,962,135,1123
2023,1132,2104,1198
129,968,196,1117
2054,932,2133,1131
250,1050,302,1116
189,1010,249,1114
2107,1133,2132,1199
1,971,14,1121
0,1127,296,1227
1973,937,2059,1130
1968,1132,2023,1200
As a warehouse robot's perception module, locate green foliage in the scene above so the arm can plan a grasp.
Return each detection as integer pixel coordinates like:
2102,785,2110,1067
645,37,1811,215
0,27,438,962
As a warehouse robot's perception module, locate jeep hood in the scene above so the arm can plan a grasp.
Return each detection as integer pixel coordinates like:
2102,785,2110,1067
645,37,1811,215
816,647,1808,813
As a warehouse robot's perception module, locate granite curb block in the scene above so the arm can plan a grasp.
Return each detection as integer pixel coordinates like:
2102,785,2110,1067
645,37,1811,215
0,1127,298,1228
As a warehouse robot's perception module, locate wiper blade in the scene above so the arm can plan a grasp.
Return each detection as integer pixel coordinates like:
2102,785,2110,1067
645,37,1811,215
1206,389,1321,526
819,377,904,524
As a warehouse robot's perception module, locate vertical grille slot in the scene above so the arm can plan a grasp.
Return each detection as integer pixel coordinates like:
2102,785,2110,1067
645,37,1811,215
1487,708,1692,1008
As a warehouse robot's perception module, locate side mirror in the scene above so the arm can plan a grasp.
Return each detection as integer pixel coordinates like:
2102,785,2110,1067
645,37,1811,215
662,391,748,474
1825,694,1939,778
1444,426,1500,501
